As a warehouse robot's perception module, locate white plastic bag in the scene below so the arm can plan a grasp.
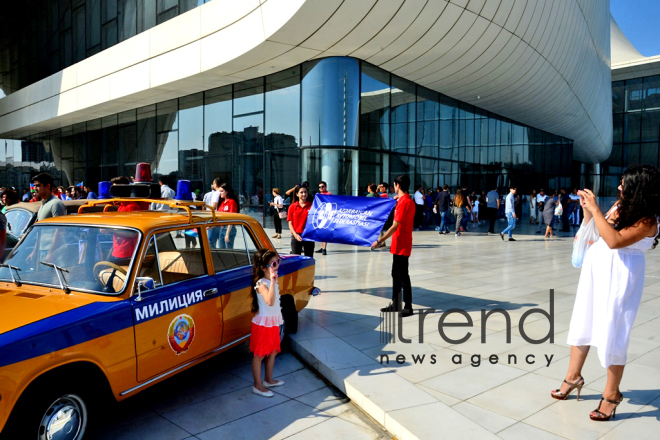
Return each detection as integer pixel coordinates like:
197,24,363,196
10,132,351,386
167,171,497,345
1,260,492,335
555,204,563,216
571,218,599,268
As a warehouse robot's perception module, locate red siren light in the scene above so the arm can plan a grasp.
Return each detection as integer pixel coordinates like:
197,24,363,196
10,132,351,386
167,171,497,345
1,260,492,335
135,163,152,182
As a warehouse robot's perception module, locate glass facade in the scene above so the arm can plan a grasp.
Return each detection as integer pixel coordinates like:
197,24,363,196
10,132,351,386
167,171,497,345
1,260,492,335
0,57,574,226
589,74,660,197
0,0,210,96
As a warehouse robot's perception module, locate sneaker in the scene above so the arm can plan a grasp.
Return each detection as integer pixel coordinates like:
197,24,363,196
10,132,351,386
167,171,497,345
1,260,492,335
500,232,504,241
380,303,398,313
400,308,413,318
508,238,516,242
322,249,327,256
455,233,461,237
315,248,323,253
536,230,542,233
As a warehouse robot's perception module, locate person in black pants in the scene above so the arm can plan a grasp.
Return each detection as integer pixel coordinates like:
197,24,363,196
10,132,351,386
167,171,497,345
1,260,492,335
372,175,416,317
485,187,500,234
287,186,314,257
560,188,571,232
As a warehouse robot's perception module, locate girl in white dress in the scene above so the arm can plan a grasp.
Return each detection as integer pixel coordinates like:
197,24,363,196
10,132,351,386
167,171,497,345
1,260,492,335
551,165,660,421
250,249,285,397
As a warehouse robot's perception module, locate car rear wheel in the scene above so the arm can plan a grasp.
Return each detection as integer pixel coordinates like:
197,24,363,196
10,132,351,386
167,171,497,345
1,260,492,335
280,294,298,335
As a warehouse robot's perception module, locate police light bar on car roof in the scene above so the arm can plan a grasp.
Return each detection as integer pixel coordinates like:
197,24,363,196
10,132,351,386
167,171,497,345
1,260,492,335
109,183,161,199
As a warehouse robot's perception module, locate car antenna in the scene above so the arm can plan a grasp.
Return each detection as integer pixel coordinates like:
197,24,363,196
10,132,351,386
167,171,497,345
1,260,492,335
0,264,22,286
40,261,71,294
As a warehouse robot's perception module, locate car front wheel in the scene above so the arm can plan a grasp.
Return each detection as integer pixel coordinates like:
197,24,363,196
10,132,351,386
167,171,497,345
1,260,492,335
3,384,91,440
38,393,88,440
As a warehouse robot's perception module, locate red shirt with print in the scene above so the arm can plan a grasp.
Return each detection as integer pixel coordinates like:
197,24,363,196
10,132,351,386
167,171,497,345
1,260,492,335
391,194,415,257
287,201,312,234
219,199,238,213
118,201,140,212
112,233,138,259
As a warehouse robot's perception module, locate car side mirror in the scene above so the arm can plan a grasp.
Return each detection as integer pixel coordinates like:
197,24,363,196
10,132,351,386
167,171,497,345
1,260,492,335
134,277,155,302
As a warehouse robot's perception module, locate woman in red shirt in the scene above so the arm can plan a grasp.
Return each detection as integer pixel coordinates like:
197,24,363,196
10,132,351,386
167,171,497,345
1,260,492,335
217,183,240,249
287,186,314,256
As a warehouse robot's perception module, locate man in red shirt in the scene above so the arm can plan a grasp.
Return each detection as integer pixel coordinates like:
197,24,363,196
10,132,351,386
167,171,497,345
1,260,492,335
314,181,331,256
372,175,415,317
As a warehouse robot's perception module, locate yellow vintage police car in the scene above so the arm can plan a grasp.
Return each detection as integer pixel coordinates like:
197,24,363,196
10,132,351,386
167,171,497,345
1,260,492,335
0,199,316,439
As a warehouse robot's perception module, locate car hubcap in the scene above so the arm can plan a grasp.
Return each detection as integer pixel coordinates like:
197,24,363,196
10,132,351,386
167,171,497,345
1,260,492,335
39,394,86,440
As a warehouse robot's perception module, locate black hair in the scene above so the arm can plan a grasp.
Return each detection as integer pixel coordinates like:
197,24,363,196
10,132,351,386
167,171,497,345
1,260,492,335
319,181,327,187
301,181,309,188
368,183,377,193
158,176,168,185
251,249,279,313
213,177,222,187
415,184,423,191
32,173,54,189
394,174,410,192
111,176,130,185
443,184,448,190
616,165,660,248
218,182,240,210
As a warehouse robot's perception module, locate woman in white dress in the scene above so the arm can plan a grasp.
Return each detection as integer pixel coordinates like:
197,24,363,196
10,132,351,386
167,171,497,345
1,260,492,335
551,165,660,421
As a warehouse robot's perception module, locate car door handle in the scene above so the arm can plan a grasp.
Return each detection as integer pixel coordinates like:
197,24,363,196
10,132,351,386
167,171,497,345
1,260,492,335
204,288,218,297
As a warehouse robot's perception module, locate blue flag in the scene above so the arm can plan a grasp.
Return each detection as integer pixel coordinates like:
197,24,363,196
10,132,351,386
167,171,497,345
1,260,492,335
301,195,396,247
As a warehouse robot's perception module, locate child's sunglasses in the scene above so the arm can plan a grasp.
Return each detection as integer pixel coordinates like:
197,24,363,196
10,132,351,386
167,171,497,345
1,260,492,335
265,259,281,269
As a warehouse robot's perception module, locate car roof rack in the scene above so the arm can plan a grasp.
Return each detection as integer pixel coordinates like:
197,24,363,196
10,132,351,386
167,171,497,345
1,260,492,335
78,199,216,224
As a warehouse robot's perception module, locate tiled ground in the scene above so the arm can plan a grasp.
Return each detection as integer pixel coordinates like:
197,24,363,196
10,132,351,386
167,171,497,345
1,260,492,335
274,219,660,440
89,342,391,439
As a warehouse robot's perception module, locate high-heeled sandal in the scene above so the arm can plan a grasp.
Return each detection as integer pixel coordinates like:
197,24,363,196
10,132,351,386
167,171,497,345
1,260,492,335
590,393,623,421
551,376,585,400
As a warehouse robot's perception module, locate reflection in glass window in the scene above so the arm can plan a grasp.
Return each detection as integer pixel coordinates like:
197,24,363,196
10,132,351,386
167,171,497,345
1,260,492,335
302,148,357,195
302,58,359,147
234,79,264,115
644,75,660,111
626,78,644,112
361,63,390,150
625,113,642,143
612,81,625,113
641,111,660,142
204,86,232,154
265,67,300,149
391,76,416,154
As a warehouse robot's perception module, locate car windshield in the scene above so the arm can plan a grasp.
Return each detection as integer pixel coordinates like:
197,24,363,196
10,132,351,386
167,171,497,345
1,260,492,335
0,224,141,294
5,209,34,237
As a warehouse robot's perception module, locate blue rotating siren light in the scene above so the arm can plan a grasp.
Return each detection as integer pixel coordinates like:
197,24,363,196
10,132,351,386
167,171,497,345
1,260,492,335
175,180,193,201
98,181,112,199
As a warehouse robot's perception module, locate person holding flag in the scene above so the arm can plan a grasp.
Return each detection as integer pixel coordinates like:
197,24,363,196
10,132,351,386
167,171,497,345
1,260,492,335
315,181,331,256
372,175,416,317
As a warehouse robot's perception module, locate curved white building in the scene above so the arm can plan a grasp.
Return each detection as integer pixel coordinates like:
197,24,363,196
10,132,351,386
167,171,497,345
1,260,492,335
0,0,613,203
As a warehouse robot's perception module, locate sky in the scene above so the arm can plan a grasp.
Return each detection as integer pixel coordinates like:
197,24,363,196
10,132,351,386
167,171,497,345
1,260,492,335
611,0,660,57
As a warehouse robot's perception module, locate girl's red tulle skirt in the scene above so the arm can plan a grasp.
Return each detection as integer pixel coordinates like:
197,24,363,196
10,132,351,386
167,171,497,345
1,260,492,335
249,322,281,357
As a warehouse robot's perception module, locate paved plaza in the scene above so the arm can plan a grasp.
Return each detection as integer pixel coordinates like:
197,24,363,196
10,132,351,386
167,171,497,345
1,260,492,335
89,340,390,440
91,220,660,440
282,221,660,440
